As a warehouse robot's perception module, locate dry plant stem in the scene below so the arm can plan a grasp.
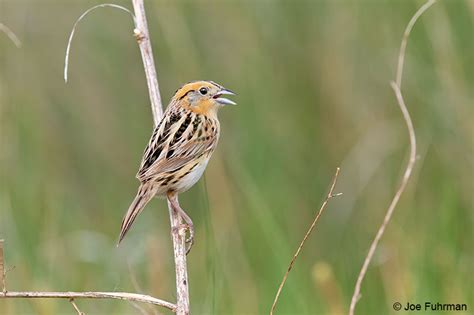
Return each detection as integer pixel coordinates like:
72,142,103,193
64,4,136,83
0,240,5,293
1,1,186,313
70,298,85,315
0,240,175,311
270,168,342,315
396,0,437,88
0,292,176,311
131,0,163,123
168,198,190,315
348,1,435,314
0,23,22,47
131,0,189,314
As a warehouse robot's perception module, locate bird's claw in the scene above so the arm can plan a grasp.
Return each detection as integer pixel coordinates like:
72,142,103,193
185,223,194,255
172,223,194,255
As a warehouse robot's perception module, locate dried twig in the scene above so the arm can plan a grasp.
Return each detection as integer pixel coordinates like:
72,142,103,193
348,1,435,314
0,23,22,47
64,4,136,83
167,199,190,314
66,1,188,312
1,243,174,310
270,168,342,315
0,291,176,311
396,0,436,88
0,240,5,293
131,0,163,123
70,298,85,315
2,1,187,313
131,1,189,314
1,239,174,312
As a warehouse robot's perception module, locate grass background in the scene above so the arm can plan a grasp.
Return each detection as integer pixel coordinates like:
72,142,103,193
1,0,473,314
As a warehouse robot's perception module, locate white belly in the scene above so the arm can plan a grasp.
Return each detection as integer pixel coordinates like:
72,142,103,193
173,159,209,193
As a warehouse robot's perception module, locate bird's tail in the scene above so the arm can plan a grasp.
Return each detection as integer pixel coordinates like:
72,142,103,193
118,183,156,245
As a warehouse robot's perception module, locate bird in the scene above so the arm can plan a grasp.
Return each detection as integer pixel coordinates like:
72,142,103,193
118,80,235,253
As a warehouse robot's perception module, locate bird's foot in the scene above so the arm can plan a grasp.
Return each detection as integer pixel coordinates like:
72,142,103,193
172,223,194,255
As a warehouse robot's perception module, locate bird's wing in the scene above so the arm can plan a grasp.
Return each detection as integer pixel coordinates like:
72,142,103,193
138,139,216,181
136,111,217,182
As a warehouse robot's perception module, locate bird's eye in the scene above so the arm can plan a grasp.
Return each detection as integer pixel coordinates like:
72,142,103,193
199,87,208,95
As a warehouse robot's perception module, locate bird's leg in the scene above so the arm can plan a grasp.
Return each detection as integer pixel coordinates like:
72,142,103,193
167,193,194,254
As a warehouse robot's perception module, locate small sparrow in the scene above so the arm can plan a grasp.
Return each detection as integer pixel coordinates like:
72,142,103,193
118,81,235,252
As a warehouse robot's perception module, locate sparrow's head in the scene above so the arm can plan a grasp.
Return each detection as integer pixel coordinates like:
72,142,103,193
172,80,236,115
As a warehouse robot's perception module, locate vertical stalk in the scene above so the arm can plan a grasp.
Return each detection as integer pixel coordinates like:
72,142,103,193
131,1,190,314
0,239,5,293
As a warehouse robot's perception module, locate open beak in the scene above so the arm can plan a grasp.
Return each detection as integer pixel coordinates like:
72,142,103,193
213,89,236,105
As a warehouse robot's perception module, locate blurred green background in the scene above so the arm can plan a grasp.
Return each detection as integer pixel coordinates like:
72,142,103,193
1,0,473,314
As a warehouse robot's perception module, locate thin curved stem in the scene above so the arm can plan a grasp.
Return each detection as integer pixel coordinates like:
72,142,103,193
0,23,22,47
348,1,435,314
64,4,136,83
396,0,437,88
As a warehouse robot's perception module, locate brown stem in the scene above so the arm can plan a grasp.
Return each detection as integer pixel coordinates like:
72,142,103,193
270,168,342,315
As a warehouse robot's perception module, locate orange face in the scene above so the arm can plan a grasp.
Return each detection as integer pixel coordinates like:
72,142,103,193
172,81,236,116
